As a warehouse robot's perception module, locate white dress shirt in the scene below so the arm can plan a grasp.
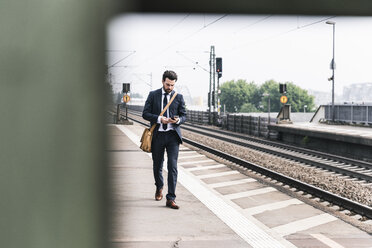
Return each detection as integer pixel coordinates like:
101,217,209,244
157,89,180,132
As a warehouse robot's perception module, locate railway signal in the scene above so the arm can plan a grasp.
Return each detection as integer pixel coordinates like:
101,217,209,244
279,83,286,94
122,83,130,93
216,57,222,78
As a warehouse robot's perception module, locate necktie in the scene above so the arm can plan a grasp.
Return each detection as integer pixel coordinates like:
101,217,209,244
163,93,168,130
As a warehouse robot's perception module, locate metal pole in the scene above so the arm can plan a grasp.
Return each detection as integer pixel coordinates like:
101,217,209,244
326,21,336,122
125,103,128,120
268,97,271,124
208,46,213,124
116,104,121,122
331,23,335,122
217,76,220,116
212,46,216,113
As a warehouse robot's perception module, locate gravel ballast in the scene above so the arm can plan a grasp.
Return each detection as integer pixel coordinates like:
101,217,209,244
183,130,372,207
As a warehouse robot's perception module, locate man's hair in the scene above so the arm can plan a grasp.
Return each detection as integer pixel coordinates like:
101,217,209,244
162,70,177,82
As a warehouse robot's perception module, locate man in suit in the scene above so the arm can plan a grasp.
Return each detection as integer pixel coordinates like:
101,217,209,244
142,70,186,209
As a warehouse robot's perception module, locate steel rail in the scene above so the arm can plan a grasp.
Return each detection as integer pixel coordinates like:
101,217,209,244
182,137,372,219
124,112,372,218
185,122,372,170
181,125,372,182
127,110,372,181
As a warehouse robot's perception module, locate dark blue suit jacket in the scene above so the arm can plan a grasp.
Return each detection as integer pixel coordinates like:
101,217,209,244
142,88,187,143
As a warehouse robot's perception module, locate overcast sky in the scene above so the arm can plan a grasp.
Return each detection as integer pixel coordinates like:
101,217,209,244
107,14,372,100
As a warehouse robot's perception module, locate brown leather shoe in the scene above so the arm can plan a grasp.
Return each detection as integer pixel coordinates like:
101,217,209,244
155,188,163,201
166,200,179,209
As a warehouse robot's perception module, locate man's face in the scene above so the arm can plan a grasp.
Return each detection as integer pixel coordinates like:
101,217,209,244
162,78,176,94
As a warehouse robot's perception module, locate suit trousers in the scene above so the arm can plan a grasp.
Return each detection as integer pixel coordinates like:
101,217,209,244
151,130,180,201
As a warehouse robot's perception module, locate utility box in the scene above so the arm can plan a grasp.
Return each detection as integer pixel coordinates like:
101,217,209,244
277,104,293,124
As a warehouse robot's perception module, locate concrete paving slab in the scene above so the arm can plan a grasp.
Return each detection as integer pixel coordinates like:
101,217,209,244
330,237,372,248
112,123,372,248
285,234,330,248
232,190,293,209
191,166,231,176
214,181,266,195
201,173,247,184
177,159,215,166
111,239,254,248
208,178,257,188
108,125,248,248
293,216,372,236
253,203,325,228
286,232,372,248
187,164,225,171
178,156,210,163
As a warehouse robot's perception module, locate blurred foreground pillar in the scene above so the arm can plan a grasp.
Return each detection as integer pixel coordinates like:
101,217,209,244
0,1,110,248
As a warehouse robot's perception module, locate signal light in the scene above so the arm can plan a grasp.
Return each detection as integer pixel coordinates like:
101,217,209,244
279,83,286,94
216,57,222,78
216,57,222,73
212,91,215,106
122,83,130,93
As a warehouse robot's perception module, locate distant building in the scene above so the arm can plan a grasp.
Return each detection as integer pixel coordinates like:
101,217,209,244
308,82,372,106
307,89,341,106
342,82,372,103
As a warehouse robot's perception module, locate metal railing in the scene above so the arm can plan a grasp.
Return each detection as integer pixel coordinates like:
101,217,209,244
126,105,277,138
324,104,372,124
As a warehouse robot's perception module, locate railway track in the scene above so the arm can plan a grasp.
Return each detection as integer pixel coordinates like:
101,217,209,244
127,109,372,184
182,124,372,184
114,109,372,219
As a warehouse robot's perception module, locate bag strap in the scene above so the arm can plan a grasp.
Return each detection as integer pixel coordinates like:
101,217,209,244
149,92,178,132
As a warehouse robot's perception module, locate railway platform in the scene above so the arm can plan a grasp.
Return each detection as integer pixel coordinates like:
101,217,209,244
270,122,372,162
107,123,372,248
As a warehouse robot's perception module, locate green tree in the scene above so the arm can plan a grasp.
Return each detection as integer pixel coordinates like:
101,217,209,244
220,79,259,112
285,82,315,112
259,80,315,112
259,80,283,112
220,79,315,113
240,102,258,113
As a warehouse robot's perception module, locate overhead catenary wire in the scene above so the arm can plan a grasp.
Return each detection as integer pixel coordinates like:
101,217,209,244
134,14,229,70
176,51,210,73
108,51,136,68
166,13,191,33
233,15,272,34
227,16,337,53
110,15,337,87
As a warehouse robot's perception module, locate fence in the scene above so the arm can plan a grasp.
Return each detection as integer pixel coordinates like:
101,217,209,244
127,105,277,138
324,104,372,124
187,110,277,138
224,114,277,137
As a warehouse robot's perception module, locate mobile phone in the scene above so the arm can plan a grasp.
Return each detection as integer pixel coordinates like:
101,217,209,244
172,115,179,120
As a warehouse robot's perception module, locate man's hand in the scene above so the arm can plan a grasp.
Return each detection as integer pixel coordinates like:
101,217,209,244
161,117,171,124
161,117,179,124
168,117,179,124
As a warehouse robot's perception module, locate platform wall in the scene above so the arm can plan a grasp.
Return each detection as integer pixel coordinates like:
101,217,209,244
271,126,372,162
